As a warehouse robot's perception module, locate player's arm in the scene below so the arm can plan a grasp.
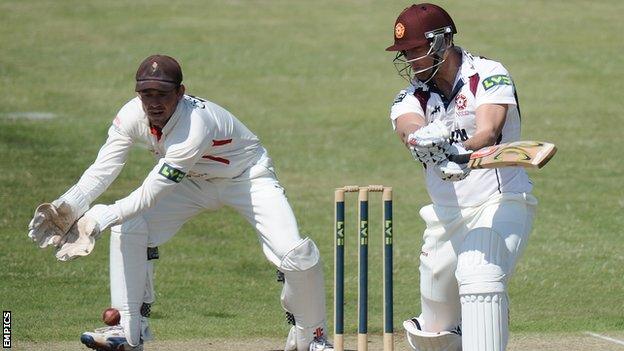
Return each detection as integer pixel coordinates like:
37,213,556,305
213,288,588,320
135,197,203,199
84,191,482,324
463,103,508,151
102,116,214,224
28,122,133,249
441,104,507,178
398,112,450,165
55,119,214,261
395,112,427,146
464,64,516,151
390,89,449,164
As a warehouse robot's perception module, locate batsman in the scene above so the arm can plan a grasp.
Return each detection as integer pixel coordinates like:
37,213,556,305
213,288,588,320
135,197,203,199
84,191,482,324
27,55,333,351
386,3,538,351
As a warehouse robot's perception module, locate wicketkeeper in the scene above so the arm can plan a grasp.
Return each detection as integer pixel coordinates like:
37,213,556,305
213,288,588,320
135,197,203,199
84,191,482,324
28,54,333,351
387,3,537,351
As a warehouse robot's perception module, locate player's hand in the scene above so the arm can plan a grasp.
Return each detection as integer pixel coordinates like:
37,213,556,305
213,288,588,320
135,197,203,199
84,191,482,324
433,159,471,181
55,219,97,261
407,120,451,165
447,142,471,159
28,199,77,248
55,204,118,261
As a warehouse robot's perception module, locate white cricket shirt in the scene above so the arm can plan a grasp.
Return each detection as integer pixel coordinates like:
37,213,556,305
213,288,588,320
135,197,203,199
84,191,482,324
390,48,532,207
71,95,264,222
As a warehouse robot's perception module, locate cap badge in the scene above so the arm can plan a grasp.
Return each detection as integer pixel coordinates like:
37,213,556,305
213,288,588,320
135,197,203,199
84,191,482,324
395,23,405,39
151,62,158,72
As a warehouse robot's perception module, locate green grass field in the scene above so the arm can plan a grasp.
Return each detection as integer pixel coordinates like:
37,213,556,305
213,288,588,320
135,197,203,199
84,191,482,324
1,0,623,349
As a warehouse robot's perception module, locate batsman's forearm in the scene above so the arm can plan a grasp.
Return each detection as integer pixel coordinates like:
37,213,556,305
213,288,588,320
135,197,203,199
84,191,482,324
462,130,500,152
395,113,426,146
450,131,500,165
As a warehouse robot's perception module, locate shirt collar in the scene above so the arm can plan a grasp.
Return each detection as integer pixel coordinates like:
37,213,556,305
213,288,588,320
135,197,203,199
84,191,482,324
161,95,188,136
458,47,478,81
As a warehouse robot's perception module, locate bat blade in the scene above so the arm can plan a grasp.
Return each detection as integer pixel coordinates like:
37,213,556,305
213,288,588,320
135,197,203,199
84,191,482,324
449,141,557,169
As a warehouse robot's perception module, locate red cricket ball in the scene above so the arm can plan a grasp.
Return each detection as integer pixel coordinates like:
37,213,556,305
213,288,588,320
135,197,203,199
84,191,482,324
102,307,120,326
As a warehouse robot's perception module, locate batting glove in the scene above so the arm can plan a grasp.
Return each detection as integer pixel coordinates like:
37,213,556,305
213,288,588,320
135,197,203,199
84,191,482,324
407,120,451,165
433,159,471,181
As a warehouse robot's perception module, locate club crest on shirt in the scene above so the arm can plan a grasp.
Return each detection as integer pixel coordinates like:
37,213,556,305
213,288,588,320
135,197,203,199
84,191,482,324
455,93,470,117
455,93,467,110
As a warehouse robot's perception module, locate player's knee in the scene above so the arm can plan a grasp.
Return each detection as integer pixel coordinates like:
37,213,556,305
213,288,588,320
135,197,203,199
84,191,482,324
279,237,320,272
455,228,509,295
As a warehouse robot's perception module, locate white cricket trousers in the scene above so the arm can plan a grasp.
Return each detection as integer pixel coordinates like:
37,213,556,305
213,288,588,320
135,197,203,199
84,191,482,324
140,160,303,264
417,192,537,334
108,159,326,347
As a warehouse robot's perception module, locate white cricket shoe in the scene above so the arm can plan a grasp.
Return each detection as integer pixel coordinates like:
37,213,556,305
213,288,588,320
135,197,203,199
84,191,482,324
80,325,143,351
309,336,334,351
285,325,334,351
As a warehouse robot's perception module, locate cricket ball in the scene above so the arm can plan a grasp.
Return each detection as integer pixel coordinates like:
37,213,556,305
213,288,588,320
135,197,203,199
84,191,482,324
102,307,120,326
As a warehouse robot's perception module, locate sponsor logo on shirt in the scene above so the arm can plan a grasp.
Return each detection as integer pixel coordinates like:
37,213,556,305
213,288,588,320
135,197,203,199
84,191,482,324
430,105,441,115
158,163,186,183
482,74,512,90
393,91,407,105
186,95,206,109
450,128,469,143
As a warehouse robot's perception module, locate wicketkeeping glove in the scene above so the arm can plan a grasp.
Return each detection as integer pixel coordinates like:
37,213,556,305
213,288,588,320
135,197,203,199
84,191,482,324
28,199,77,248
407,120,451,165
55,204,119,261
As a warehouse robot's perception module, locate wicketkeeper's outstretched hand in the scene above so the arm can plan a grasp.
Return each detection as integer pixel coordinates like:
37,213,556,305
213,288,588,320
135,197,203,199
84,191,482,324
28,200,76,248
55,204,118,261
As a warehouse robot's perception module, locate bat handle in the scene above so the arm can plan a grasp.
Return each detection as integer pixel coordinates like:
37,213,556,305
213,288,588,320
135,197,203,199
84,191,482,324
448,153,472,164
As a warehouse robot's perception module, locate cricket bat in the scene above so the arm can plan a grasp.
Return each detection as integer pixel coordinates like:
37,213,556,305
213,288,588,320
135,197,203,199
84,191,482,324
448,141,557,169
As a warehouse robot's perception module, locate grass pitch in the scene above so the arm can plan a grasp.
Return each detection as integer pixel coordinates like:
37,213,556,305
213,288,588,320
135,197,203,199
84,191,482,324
1,0,623,348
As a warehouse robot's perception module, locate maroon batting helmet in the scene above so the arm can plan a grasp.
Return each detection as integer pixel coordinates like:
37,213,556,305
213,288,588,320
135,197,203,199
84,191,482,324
386,3,457,52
